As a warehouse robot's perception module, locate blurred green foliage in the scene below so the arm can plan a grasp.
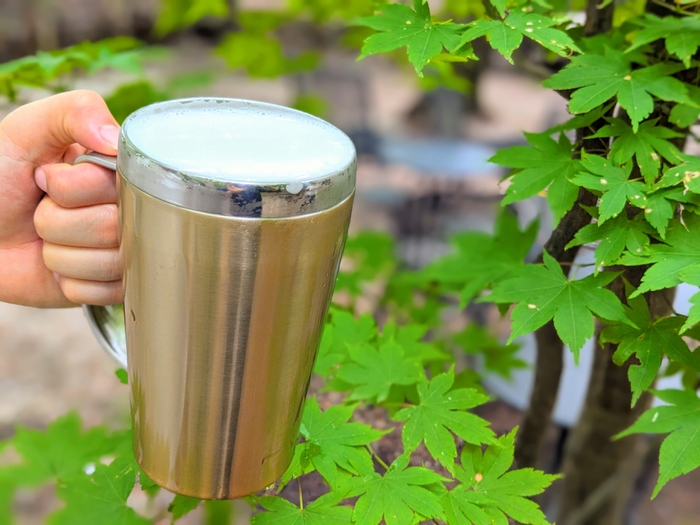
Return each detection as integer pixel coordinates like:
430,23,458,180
155,0,230,35
0,38,142,101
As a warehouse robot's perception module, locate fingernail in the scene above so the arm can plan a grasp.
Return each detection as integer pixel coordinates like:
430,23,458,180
99,125,120,150
35,168,47,192
52,272,60,283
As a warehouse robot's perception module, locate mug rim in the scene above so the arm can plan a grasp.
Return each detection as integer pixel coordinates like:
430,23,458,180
120,97,357,185
115,97,357,218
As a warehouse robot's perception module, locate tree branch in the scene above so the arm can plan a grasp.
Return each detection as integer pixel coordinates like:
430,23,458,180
513,0,616,471
564,436,661,525
514,115,612,468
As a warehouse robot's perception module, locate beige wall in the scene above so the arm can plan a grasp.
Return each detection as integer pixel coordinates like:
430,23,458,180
0,0,158,61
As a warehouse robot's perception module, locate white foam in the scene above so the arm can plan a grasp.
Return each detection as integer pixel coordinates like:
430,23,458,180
123,99,355,183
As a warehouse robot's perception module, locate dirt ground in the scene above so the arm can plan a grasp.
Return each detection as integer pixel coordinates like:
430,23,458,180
2,37,700,524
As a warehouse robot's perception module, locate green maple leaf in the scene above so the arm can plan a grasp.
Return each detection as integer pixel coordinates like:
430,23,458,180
138,468,160,498
601,285,700,406
627,14,700,67
679,265,700,333
356,0,468,75
454,324,527,378
545,103,614,135
590,118,684,184
625,215,700,297
216,31,319,78
281,397,387,489
314,309,377,377
5,412,127,486
203,501,233,525
422,210,538,305
670,104,700,128
618,389,700,498
483,251,632,361
336,231,396,295
169,495,201,520
543,49,695,131
115,368,129,385
489,0,507,17
253,491,353,524
379,322,450,364
572,154,648,223
446,429,559,525
683,295,700,333
343,454,449,525
458,11,580,63
658,155,700,195
441,490,491,525
566,215,653,271
491,132,580,220
642,189,676,238
336,339,423,402
48,457,150,525
394,369,496,473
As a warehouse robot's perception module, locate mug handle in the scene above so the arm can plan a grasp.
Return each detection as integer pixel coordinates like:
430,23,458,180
75,152,117,171
74,152,128,369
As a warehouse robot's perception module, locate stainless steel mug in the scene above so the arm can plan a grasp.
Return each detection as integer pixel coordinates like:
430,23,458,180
79,98,356,499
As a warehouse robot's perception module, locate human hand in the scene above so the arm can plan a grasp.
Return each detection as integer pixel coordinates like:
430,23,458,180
0,90,123,308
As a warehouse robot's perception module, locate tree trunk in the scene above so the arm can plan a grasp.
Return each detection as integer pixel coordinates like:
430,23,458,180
557,275,676,525
513,0,614,470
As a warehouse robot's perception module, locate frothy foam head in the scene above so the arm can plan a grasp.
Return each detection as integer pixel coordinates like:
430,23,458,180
122,99,356,184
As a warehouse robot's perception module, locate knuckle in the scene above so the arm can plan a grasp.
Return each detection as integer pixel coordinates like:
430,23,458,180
101,250,123,279
68,90,104,113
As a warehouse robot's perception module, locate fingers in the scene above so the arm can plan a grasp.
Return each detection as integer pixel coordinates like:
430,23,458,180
33,159,122,305
0,90,119,165
42,243,121,281
54,274,124,306
35,162,117,208
62,143,89,165
35,198,118,248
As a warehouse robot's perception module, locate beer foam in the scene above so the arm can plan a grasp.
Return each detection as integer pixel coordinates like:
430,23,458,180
123,99,355,183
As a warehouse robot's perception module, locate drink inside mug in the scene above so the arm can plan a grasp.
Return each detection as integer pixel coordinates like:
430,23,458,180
82,98,357,499
123,98,355,184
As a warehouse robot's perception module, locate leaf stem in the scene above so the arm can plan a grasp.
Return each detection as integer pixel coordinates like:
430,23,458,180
658,288,680,317
536,261,595,267
366,444,391,471
298,478,304,511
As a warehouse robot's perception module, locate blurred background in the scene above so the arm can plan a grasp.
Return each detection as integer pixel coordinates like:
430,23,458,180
1,0,700,523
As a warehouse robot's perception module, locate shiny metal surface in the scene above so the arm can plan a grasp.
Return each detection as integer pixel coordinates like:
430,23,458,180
83,304,127,367
78,98,356,499
120,175,353,499
118,99,356,218
75,152,117,171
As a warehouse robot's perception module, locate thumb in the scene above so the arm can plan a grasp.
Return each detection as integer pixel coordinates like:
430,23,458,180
0,90,119,165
